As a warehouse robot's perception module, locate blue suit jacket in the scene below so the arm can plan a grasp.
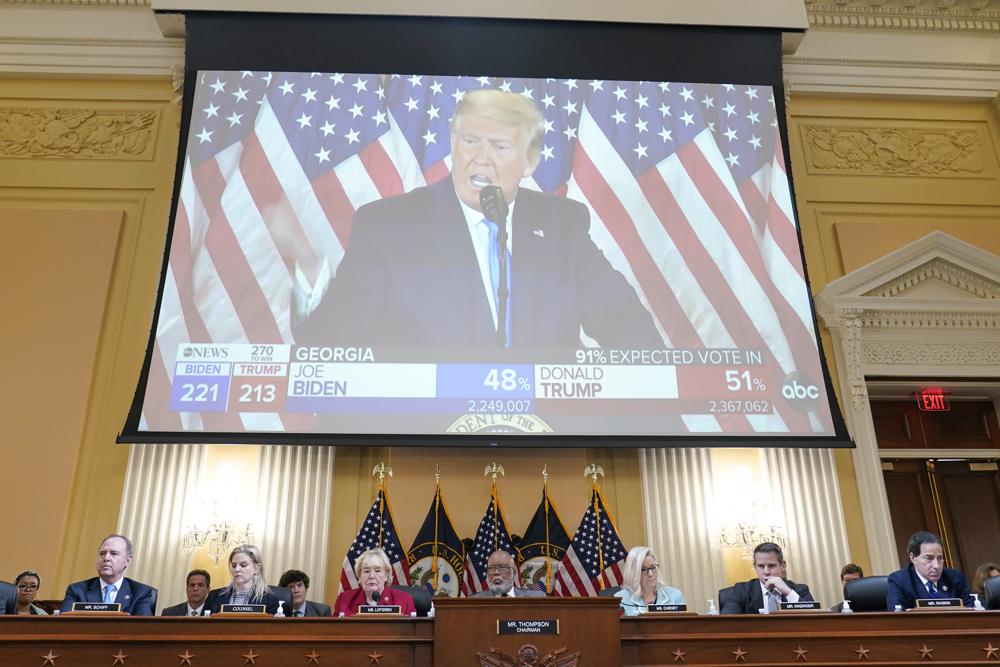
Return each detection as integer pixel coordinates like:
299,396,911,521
0,581,16,615
60,577,157,616
886,564,973,610
293,179,662,350
720,578,813,615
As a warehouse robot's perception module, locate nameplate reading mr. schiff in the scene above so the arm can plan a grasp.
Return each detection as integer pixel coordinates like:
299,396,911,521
220,604,266,614
648,603,688,613
358,605,401,615
779,601,822,611
70,602,122,613
497,620,559,635
915,598,963,608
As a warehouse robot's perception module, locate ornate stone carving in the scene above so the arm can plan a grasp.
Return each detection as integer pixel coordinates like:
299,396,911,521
838,309,869,410
478,644,580,666
865,342,1000,365
860,310,1000,330
806,0,1000,33
0,107,158,159
861,258,1000,299
800,125,984,176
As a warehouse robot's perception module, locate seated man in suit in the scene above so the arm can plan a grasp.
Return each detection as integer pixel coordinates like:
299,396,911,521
161,569,211,616
471,550,546,598
887,531,974,610
830,563,864,612
0,580,16,615
720,542,813,614
279,569,331,617
60,534,157,616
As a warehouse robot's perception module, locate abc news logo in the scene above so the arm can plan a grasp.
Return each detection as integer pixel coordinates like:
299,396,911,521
781,372,820,412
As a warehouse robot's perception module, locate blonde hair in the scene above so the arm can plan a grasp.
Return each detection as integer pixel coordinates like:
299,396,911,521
451,89,544,164
227,544,269,603
354,547,392,581
621,545,664,595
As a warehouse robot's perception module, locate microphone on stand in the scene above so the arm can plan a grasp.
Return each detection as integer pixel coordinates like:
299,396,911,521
479,185,510,347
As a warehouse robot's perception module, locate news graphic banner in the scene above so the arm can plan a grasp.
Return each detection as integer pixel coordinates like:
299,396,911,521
125,68,845,442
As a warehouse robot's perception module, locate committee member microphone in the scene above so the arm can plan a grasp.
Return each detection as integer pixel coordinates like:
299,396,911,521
292,88,662,349
720,542,813,614
333,548,415,617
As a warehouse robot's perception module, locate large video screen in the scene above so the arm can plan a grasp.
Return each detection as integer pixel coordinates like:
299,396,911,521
121,14,850,446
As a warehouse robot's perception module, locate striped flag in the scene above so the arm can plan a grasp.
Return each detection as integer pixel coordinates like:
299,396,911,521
461,482,518,596
338,487,410,592
143,70,830,436
518,484,571,594
552,487,627,597
406,482,466,597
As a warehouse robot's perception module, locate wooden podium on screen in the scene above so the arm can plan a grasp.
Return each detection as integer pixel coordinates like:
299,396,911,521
432,597,621,667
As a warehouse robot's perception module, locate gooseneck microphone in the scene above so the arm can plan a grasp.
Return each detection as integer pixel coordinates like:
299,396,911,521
479,185,510,347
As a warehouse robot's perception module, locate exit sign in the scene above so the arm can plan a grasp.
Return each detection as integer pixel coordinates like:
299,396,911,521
916,387,950,412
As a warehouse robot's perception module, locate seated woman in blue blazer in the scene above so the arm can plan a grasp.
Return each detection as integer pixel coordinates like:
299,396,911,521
614,546,685,616
204,545,291,615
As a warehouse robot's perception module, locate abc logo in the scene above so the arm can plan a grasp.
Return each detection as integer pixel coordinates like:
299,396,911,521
781,372,820,412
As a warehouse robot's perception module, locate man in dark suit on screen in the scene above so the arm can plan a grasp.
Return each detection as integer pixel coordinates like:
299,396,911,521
292,88,661,350
887,531,974,610
161,569,210,616
279,569,332,617
720,542,813,614
60,534,157,616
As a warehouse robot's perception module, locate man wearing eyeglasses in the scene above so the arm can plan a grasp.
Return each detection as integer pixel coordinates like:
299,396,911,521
471,550,546,598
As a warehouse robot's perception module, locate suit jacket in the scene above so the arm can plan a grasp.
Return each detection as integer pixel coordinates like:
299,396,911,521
720,578,813,615
161,602,205,616
333,587,416,617
0,581,16,615
60,577,157,616
886,564,973,610
470,587,547,598
614,584,685,616
291,600,332,617
204,585,292,616
293,179,662,349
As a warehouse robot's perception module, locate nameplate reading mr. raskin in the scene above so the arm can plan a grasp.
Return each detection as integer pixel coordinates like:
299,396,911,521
220,604,266,614
779,601,821,611
497,620,559,635
915,598,962,608
358,605,401,615
648,603,688,612
71,602,122,613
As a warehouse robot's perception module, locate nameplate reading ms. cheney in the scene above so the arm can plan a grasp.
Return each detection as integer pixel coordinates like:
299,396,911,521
497,620,559,635
358,605,402,615
647,603,688,612
70,602,122,613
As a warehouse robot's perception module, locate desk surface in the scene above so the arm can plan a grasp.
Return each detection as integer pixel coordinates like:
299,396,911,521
1,608,998,666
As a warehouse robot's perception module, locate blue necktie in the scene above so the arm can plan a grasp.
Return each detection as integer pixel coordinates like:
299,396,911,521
927,582,939,599
103,584,116,604
484,219,511,347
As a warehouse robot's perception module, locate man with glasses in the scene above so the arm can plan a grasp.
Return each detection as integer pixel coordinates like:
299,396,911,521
720,542,813,614
471,550,546,598
887,531,974,610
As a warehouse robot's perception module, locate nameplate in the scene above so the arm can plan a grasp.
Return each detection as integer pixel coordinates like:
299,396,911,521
915,598,962,608
358,605,401,615
648,604,688,613
220,604,266,614
70,603,122,613
497,619,559,635
779,601,822,611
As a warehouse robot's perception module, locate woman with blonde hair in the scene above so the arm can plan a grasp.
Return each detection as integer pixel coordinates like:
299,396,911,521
205,545,291,615
614,546,685,616
333,547,415,617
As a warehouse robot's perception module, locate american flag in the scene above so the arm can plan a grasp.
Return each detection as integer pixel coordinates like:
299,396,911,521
552,488,628,597
461,487,518,596
143,70,829,436
338,488,410,592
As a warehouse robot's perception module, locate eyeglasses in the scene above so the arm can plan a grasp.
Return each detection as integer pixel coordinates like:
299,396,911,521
641,565,659,575
487,565,513,574
17,584,39,592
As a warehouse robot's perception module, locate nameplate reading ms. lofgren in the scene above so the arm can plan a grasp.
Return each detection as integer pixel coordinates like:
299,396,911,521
358,605,402,615
497,619,559,635
779,601,822,611
915,598,962,608
70,602,122,613
220,604,266,614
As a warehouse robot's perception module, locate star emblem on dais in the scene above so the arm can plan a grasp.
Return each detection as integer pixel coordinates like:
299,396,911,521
41,650,59,666
112,650,129,665
178,649,196,666
242,649,260,665
306,649,321,665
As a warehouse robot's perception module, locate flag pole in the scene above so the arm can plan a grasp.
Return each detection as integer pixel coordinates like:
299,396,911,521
585,463,605,590
484,462,505,553
543,465,552,593
372,462,392,550
433,464,441,591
